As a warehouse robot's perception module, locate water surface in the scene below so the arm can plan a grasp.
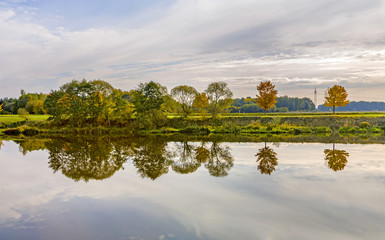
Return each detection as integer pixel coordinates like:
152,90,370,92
0,137,384,240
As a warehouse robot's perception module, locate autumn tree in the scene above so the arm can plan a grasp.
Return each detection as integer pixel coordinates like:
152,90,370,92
193,93,209,120
44,79,135,126
324,85,349,114
205,82,233,118
171,85,198,118
0,103,3,113
255,81,278,115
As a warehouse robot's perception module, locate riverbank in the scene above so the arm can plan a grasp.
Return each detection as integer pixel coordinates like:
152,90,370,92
1,113,385,137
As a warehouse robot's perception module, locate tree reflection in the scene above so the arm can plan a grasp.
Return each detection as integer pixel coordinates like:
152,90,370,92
172,141,200,174
324,143,349,171
255,142,278,175
47,137,130,182
204,142,234,177
195,142,210,164
15,136,235,180
131,138,174,180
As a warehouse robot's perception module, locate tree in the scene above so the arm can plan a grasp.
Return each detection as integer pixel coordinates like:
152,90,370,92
44,79,135,126
0,103,2,113
18,108,30,121
205,82,233,118
193,93,209,119
255,81,278,115
131,81,168,129
324,85,349,114
171,85,198,118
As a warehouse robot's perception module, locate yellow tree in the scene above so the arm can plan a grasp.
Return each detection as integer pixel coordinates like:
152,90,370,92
324,85,349,114
0,103,3,113
255,81,278,115
193,93,209,120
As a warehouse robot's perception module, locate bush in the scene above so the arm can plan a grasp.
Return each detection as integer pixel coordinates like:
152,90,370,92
360,122,371,128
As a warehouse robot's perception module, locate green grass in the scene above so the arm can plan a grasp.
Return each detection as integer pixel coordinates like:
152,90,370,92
0,115,50,124
168,112,385,119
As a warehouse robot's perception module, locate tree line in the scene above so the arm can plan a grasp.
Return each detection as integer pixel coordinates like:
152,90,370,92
0,79,352,127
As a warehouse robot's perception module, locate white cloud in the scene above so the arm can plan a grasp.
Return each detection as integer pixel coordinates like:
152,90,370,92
0,0,385,100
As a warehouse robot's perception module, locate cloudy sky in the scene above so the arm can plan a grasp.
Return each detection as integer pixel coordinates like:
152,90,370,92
1,0,385,101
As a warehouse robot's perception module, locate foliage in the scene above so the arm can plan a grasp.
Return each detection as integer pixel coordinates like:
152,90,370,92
255,81,278,114
231,96,314,113
324,85,349,114
17,108,30,121
205,82,233,118
44,79,135,127
171,85,198,118
193,93,209,119
131,81,164,113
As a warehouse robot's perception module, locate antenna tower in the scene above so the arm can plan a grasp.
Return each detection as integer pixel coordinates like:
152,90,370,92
314,87,318,111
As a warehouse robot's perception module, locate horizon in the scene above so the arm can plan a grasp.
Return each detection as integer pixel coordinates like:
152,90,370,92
1,0,385,101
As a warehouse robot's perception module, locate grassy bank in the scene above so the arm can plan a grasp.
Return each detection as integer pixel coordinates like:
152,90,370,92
1,113,385,137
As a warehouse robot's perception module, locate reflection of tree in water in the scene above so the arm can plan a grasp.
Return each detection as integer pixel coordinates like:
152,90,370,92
195,142,210,164
47,137,130,182
131,138,174,180
204,142,234,177
0,140,3,150
172,141,200,174
324,143,349,171
17,139,48,155
255,143,278,175
15,136,235,180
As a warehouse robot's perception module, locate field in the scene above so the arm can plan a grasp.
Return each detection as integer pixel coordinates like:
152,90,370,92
167,112,385,120
0,115,50,124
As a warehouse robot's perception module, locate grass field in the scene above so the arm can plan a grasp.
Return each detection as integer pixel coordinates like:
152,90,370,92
168,112,385,119
0,115,50,124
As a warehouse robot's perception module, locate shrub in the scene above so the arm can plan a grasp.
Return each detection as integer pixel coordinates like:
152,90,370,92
360,122,371,128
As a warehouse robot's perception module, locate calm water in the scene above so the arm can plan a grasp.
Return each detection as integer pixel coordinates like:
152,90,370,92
0,137,385,240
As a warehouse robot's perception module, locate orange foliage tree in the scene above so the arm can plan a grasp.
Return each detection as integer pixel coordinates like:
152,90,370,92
324,85,349,114
255,81,278,115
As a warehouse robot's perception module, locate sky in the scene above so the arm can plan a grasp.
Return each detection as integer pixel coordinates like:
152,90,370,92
1,0,385,102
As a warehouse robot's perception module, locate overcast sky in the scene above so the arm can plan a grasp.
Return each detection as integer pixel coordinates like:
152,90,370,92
1,0,385,101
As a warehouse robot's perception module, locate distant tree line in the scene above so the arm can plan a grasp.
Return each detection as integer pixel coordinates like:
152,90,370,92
231,96,315,113
0,90,47,114
318,101,385,112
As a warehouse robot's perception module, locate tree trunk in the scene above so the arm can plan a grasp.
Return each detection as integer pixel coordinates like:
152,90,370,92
333,106,335,114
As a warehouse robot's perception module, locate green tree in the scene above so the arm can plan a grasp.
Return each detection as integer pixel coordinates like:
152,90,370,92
171,85,198,118
44,79,135,126
255,81,278,115
205,82,233,118
18,108,30,121
324,85,349,114
131,81,168,129
132,81,164,113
